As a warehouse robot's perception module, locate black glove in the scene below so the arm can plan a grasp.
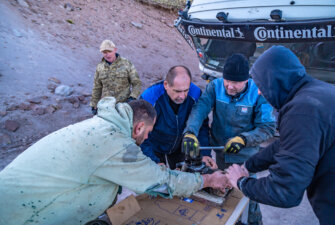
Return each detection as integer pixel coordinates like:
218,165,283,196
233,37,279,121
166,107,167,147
126,96,136,103
182,132,199,159
224,136,246,154
91,107,97,115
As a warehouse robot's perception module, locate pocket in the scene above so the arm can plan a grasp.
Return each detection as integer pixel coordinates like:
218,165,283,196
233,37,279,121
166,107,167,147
115,71,129,86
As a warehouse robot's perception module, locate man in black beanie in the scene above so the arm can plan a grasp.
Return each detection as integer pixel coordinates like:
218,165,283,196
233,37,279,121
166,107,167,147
183,53,276,225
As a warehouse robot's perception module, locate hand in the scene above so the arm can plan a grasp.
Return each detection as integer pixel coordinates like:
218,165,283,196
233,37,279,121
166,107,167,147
91,107,97,115
202,171,230,193
202,156,218,170
226,164,249,189
182,132,199,159
157,162,165,166
224,136,246,154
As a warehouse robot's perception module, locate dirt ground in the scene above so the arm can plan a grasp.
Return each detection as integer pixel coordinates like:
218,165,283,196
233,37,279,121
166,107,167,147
0,1,318,224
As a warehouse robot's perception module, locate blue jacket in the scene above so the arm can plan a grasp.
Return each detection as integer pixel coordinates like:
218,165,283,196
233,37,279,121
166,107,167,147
140,81,210,163
185,78,276,163
242,46,335,224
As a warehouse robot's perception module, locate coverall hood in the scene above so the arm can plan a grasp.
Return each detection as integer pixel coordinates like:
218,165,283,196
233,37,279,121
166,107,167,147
250,45,307,110
97,97,133,136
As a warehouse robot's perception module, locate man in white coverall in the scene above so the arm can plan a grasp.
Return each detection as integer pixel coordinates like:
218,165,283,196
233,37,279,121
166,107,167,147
0,97,228,225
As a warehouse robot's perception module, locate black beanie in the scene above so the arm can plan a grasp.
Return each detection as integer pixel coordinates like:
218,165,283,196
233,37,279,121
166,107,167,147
222,53,250,81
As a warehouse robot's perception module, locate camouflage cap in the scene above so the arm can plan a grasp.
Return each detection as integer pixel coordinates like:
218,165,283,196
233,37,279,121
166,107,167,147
100,40,116,52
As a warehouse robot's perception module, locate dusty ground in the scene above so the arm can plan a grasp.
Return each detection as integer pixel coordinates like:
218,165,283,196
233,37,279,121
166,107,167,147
0,1,318,224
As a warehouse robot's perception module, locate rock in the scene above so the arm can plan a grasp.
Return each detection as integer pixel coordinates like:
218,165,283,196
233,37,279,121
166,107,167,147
51,103,62,110
32,107,46,116
78,95,85,101
47,83,57,92
46,106,56,114
82,100,88,105
64,3,75,11
81,92,91,97
177,40,182,44
4,120,20,132
0,111,7,116
13,29,23,38
18,103,31,111
6,105,19,111
67,96,78,104
131,22,143,29
0,133,12,147
55,85,73,96
73,102,80,108
48,77,61,84
17,0,29,8
141,44,147,48
28,97,42,104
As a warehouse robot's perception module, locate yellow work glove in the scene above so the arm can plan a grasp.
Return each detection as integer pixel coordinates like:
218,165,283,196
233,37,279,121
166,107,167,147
224,136,246,154
182,132,199,159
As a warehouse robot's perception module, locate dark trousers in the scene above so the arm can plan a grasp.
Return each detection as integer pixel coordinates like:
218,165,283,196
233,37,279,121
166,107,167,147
216,153,263,225
155,149,185,170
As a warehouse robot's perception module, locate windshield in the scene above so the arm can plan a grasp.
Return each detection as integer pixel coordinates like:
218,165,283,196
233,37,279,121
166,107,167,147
193,37,335,83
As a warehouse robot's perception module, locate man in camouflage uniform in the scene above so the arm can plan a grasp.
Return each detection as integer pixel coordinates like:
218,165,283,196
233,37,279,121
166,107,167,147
90,39,142,115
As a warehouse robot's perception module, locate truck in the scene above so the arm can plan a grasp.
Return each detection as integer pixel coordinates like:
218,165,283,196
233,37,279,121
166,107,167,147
174,0,335,84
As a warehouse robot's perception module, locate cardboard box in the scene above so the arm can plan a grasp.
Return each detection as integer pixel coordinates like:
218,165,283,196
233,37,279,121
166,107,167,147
107,188,249,225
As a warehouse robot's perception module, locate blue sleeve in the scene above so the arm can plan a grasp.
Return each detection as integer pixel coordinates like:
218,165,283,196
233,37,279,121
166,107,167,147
140,82,165,106
184,81,216,136
241,94,276,147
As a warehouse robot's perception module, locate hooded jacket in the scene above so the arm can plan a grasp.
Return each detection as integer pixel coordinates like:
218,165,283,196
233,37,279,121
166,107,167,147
242,46,335,224
0,97,203,225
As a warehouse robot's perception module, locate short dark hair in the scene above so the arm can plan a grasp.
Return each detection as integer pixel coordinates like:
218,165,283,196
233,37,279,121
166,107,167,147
165,65,192,86
128,100,157,125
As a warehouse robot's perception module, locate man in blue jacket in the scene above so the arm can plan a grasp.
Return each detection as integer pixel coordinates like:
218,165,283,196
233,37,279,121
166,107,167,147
183,54,276,225
226,46,335,225
140,65,216,170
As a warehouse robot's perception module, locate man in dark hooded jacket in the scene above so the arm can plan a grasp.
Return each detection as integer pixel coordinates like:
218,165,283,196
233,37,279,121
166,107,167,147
226,45,335,225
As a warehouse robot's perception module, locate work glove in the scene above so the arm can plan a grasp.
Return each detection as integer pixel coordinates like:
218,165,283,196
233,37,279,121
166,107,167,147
224,136,246,154
91,107,97,115
182,132,199,159
126,96,136,103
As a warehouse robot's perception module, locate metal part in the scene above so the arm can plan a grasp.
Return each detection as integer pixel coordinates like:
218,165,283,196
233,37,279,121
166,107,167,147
180,142,229,206
199,146,226,151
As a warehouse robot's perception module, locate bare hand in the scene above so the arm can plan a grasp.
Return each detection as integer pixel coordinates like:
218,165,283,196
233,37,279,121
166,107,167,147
226,164,249,189
202,171,230,192
202,156,218,169
157,162,165,166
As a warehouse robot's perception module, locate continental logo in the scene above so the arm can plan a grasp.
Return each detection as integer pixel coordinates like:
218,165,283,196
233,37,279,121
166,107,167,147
185,23,335,42
254,25,335,41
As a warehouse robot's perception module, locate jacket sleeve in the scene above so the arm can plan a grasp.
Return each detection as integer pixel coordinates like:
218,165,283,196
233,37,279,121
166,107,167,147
240,95,276,147
240,114,320,207
93,142,203,198
127,62,142,99
245,139,280,173
198,117,211,157
184,81,216,136
90,69,103,108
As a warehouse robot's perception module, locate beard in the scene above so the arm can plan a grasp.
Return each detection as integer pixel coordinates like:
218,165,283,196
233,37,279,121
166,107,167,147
135,132,145,146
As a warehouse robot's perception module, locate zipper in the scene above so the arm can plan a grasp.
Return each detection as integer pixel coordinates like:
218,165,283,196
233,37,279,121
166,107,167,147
169,115,179,154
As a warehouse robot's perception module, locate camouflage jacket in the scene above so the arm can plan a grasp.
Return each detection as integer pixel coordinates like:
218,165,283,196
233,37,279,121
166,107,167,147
90,55,142,108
